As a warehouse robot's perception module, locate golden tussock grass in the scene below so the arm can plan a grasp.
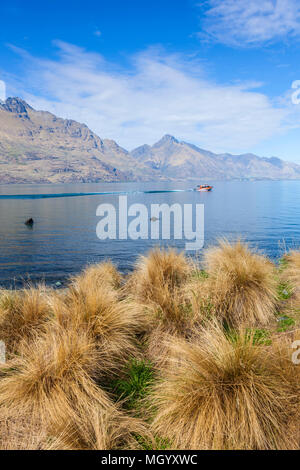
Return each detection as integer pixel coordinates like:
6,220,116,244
127,248,190,308
54,400,150,450
0,247,298,450
0,326,108,423
0,285,51,356
201,240,277,327
0,325,148,450
0,413,67,450
44,260,146,380
125,248,196,365
150,322,300,450
70,260,122,293
181,275,214,324
60,288,145,379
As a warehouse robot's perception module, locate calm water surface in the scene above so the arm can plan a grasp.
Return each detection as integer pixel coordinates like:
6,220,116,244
0,180,299,287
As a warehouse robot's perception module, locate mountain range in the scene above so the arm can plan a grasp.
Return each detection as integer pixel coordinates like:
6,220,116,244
0,97,300,183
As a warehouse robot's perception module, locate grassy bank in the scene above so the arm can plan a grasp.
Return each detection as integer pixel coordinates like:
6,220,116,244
0,241,299,450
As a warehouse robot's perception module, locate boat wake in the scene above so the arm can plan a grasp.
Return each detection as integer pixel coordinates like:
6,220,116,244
0,189,193,200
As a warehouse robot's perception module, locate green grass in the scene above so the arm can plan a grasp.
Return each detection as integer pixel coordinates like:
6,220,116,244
278,257,289,272
112,360,172,449
225,326,272,346
112,359,154,410
135,434,171,450
191,269,209,280
277,281,293,300
277,316,295,332
249,328,272,345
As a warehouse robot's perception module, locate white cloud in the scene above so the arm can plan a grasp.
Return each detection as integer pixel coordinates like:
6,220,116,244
8,41,291,152
200,0,300,46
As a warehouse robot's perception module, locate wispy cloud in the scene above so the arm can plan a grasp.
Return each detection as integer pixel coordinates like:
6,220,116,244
200,0,300,46
6,41,291,152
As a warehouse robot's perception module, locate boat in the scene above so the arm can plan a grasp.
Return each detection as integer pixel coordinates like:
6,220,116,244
195,184,213,192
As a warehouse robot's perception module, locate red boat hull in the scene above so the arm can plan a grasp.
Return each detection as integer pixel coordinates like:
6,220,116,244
195,185,213,192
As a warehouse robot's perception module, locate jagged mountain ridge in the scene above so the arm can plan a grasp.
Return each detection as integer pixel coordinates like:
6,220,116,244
0,97,155,183
0,98,299,183
130,134,300,180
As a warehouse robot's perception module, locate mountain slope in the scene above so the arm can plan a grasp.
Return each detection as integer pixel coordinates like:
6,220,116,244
0,97,155,183
0,98,300,183
131,134,300,180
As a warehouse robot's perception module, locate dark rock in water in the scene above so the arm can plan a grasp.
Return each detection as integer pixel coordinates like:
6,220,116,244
25,218,34,226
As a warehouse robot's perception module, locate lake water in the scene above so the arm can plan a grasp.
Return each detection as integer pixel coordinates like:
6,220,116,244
0,180,299,288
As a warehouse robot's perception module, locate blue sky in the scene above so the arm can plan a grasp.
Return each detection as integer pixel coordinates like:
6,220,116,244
1,0,300,162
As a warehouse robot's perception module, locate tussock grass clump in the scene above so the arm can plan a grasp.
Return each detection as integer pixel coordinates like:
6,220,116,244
151,323,300,450
0,246,298,450
132,249,193,329
71,261,122,293
126,248,195,365
0,413,64,450
44,261,146,380
0,410,142,450
182,275,214,323
0,286,51,355
203,240,277,326
128,248,190,310
0,325,148,450
59,284,145,379
55,400,149,450
0,326,107,423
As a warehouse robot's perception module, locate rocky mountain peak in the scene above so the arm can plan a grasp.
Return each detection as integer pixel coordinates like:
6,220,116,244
0,97,156,183
153,134,179,147
0,97,32,114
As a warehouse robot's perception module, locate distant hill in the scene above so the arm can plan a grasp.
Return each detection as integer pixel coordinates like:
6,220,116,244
0,97,300,183
131,134,300,181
